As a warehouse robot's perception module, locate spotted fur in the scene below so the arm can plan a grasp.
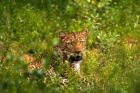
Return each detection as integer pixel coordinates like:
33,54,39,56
22,29,88,74
55,29,88,73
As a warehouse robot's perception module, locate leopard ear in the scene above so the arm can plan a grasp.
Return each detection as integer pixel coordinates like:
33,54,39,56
58,31,65,38
81,28,88,36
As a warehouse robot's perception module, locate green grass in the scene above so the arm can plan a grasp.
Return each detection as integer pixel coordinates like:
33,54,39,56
0,0,140,93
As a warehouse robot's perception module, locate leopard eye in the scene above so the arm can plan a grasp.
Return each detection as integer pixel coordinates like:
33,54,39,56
80,41,85,45
66,41,71,44
67,42,73,47
66,40,72,44
80,40,85,42
70,42,73,45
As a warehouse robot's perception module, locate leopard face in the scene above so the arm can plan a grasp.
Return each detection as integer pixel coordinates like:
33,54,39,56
56,30,88,73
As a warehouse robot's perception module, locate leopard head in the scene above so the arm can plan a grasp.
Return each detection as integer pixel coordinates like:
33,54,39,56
58,29,88,65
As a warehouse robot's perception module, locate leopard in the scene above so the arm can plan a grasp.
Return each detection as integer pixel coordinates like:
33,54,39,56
22,29,88,77
55,29,88,74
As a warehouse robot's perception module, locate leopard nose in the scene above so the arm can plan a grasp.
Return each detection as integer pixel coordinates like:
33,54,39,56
74,51,82,61
75,54,82,61
69,53,82,63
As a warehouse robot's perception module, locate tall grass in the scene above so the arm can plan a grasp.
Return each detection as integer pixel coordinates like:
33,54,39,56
0,0,140,93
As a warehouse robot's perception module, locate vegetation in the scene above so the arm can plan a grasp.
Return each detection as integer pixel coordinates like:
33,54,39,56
0,0,140,93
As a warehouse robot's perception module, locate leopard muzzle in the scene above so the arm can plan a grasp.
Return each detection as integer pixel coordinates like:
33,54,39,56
69,51,82,63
